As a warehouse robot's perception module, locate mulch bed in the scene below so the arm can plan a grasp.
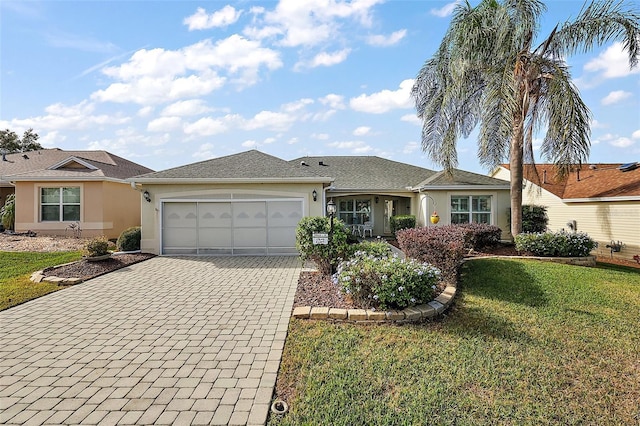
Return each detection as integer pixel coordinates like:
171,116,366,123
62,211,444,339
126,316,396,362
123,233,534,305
42,253,155,280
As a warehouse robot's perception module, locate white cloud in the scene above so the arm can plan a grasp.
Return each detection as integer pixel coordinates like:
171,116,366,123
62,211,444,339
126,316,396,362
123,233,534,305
87,128,170,159
287,137,299,144
92,35,282,105
589,119,607,129
401,113,421,125
609,137,634,148
244,110,298,131
137,106,154,117
242,139,259,148
184,6,242,31
183,117,230,136
319,94,345,109
311,133,330,140
601,90,632,105
366,29,406,47
161,99,213,116
402,141,419,154
295,49,351,70
328,140,373,154
632,129,640,139
38,131,66,148
350,79,414,113
584,42,640,79
192,143,215,160
353,126,371,136
250,0,384,48
147,116,182,132
430,1,460,18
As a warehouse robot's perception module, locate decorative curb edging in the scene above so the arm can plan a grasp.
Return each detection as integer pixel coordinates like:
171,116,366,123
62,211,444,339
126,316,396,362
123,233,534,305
292,285,457,324
30,260,84,286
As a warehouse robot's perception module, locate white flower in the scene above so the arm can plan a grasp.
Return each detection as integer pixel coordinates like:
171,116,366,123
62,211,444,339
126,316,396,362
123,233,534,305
398,286,404,292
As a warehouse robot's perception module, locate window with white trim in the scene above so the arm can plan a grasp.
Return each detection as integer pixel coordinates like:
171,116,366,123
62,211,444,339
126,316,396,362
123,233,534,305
41,187,80,222
451,195,491,224
338,198,371,225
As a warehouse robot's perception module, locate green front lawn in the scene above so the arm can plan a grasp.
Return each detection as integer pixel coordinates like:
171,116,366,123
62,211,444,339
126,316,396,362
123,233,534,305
0,251,83,311
271,259,640,425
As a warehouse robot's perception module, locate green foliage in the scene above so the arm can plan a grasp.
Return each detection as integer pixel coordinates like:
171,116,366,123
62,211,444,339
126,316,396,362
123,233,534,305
348,241,392,259
116,226,141,251
0,128,43,153
458,222,503,248
0,194,15,231
390,215,416,236
515,230,597,257
84,236,110,257
296,216,351,276
334,250,440,310
523,205,548,233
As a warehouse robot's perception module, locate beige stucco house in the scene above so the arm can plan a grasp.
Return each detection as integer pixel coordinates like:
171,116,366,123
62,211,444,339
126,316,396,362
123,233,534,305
492,163,640,261
0,149,153,239
131,150,511,255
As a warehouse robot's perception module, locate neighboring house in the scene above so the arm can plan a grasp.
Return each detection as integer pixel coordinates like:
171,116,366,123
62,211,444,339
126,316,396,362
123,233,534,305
131,150,511,255
492,163,640,261
0,149,154,239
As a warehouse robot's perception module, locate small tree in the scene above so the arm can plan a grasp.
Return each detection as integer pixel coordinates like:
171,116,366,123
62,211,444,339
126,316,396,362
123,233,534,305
0,194,16,231
296,216,350,276
0,128,43,153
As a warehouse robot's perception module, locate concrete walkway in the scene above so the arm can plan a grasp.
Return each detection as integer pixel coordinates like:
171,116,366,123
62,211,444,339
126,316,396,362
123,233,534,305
0,256,301,425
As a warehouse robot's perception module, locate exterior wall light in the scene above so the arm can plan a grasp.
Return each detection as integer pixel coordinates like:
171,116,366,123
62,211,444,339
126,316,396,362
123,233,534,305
312,189,317,202
143,190,151,203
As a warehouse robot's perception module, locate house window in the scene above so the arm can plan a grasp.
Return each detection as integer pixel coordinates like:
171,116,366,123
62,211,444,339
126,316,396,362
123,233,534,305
338,198,371,224
41,187,80,222
451,195,491,224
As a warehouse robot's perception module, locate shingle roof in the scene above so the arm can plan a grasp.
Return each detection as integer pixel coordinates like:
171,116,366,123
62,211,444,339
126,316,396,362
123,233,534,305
0,149,153,181
290,156,435,191
416,169,510,188
135,150,330,181
502,163,640,199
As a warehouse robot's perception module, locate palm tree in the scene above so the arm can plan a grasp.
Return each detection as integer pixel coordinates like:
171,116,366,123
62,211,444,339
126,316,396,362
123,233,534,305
412,0,639,236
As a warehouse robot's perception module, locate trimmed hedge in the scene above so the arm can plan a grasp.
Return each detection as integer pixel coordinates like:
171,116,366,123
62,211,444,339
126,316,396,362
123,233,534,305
116,226,141,252
397,226,466,284
390,215,416,237
458,223,502,249
515,231,597,257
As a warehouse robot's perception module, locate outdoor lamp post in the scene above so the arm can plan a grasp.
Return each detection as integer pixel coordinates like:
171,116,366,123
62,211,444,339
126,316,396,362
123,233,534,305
327,199,336,274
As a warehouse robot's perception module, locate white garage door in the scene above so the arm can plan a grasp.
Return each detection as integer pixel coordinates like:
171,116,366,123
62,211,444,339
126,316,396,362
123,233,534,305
161,200,303,255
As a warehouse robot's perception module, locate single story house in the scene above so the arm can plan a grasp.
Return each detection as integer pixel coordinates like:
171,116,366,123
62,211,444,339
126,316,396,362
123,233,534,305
0,149,154,239
131,150,511,255
492,162,640,261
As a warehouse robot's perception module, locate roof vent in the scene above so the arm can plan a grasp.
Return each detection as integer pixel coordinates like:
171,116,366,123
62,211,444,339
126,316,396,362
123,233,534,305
618,162,638,172
319,161,325,166
589,164,597,170
22,154,29,159
300,160,307,166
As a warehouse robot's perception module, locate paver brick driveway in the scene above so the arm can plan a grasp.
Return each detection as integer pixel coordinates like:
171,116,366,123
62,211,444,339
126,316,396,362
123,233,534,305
0,256,301,425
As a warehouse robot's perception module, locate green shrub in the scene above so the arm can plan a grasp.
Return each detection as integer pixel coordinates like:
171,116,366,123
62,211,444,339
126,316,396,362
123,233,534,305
84,236,109,257
116,226,141,251
458,223,503,249
523,205,548,233
296,217,351,276
334,250,440,310
514,231,597,257
0,194,15,231
390,215,416,237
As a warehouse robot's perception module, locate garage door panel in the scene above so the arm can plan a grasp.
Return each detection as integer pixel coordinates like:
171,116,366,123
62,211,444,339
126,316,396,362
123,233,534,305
268,201,303,227
199,203,232,227
199,228,232,248
234,228,267,248
162,228,198,254
268,227,297,248
163,203,197,227
234,202,267,227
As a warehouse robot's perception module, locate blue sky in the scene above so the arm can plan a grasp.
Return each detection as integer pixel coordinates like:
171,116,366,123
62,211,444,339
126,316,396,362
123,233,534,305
1,0,638,174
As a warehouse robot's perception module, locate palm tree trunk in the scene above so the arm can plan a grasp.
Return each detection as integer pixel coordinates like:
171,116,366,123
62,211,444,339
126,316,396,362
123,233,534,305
510,120,524,237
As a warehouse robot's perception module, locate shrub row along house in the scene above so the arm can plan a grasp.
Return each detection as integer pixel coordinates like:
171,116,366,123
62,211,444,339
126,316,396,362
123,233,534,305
130,150,511,255
493,163,640,261
0,149,153,239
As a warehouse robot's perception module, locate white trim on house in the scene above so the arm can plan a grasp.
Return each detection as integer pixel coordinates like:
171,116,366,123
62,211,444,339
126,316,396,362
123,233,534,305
563,196,640,203
131,177,331,185
47,156,99,171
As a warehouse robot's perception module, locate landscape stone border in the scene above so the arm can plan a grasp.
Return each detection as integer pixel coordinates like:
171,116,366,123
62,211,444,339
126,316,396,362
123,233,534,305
30,261,83,286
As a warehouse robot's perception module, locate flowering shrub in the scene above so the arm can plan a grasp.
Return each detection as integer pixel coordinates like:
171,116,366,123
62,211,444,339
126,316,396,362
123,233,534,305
396,226,467,283
515,231,597,257
348,241,392,259
334,250,440,310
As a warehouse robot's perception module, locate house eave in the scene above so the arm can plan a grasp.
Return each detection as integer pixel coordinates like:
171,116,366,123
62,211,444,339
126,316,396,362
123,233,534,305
3,176,125,184
129,177,333,185
415,185,511,191
562,196,640,202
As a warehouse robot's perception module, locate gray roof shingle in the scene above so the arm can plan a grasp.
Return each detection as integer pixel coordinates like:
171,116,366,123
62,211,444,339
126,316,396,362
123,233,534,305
290,156,435,191
135,150,330,181
0,149,153,181
416,169,510,188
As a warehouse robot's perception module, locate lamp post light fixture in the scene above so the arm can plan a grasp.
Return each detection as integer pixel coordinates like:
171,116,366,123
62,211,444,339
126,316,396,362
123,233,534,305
326,199,336,274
